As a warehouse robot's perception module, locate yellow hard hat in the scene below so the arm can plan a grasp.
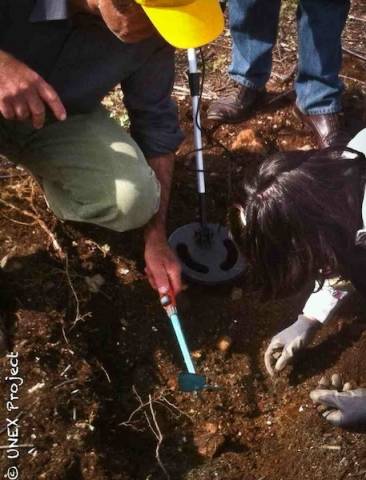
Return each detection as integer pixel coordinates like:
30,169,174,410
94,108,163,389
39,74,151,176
135,0,224,49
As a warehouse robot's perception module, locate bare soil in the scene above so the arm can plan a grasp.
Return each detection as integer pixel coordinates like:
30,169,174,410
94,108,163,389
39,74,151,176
0,1,366,479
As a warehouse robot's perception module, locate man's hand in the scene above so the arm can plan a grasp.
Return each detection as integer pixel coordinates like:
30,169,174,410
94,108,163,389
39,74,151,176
310,375,366,428
0,51,66,129
264,315,321,376
97,0,155,43
144,227,182,295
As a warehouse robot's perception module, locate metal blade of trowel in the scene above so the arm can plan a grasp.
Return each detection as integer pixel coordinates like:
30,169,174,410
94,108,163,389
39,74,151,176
160,291,207,392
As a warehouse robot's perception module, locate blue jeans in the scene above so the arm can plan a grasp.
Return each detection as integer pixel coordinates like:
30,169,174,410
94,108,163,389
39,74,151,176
229,0,350,114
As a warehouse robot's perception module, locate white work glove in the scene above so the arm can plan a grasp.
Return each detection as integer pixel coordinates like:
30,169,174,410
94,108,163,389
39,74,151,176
264,315,321,376
310,374,366,428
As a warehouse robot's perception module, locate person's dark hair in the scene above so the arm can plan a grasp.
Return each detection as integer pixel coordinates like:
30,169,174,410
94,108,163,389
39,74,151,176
229,147,366,298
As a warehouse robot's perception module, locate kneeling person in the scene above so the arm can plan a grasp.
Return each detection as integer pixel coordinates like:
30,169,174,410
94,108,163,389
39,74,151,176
230,129,366,429
0,0,223,295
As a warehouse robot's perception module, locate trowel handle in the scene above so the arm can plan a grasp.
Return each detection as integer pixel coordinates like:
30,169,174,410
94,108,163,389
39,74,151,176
159,288,176,314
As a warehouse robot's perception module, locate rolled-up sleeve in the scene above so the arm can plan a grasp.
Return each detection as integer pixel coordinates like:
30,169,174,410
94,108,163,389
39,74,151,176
121,40,184,159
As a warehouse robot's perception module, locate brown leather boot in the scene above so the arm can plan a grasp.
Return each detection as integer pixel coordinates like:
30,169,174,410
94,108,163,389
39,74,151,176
293,106,350,148
207,82,266,123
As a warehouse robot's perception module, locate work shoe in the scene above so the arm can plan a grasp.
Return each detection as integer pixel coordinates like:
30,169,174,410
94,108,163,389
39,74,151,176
207,82,266,123
293,106,350,148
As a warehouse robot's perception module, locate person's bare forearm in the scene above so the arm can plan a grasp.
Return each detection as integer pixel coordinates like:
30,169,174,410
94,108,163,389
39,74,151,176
143,152,182,294
144,152,174,239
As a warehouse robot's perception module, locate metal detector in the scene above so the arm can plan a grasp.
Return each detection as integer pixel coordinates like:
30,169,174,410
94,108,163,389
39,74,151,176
169,48,246,285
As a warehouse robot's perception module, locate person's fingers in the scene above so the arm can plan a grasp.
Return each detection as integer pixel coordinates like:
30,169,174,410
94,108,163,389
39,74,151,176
310,389,340,409
343,382,353,392
148,260,170,294
166,260,182,295
0,99,15,120
144,267,157,291
264,345,277,377
37,80,66,121
322,409,344,427
331,373,342,390
25,90,46,129
12,97,30,121
318,376,330,388
274,346,293,372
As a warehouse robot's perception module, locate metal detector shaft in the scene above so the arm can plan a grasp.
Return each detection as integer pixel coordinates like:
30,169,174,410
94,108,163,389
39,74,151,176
187,48,207,227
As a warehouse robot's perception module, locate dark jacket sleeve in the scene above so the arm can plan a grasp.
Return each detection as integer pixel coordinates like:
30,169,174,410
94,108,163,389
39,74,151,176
0,1,9,41
121,39,184,159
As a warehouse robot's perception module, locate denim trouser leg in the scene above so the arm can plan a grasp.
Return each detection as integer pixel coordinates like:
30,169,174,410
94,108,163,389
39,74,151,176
295,0,350,114
228,0,281,89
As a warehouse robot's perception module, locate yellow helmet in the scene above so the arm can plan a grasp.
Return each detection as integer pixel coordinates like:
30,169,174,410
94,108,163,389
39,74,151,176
135,0,224,49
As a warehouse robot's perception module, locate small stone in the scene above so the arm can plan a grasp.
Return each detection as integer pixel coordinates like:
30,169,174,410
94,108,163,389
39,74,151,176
192,350,202,359
231,128,266,154
167,376,178,390
204,422,218,434
119,267,130,275
193,428,225,458
231,287,243,301
85,274,105,293
217,335,232,352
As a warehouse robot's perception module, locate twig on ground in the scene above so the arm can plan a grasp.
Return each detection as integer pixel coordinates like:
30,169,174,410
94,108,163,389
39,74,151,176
340,75,366,88
266,88,294,105
53,378,78,390
64,255,92,331
120,386,186,479
96,361,112,383
156,397,192,420
148,394,170,480
173,84,217,100
0,212,36,226
348,14,366,23
64,255,80,326
0,198,64,258
343,46,366,63
271,63,297,83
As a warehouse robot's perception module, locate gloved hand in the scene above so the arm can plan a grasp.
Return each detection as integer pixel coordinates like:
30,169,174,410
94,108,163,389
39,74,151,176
310,374,366,428
264,315,321,376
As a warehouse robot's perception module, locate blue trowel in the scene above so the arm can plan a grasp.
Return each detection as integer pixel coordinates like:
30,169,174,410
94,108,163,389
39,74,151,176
160,289,207,392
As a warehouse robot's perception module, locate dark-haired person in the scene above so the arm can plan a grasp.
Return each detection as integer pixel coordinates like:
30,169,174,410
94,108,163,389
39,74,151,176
207,0,350,148
230,129,366,428
0,0,224,352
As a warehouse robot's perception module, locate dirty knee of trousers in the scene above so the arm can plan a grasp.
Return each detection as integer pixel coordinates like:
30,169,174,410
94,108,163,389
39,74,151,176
42,164,161,233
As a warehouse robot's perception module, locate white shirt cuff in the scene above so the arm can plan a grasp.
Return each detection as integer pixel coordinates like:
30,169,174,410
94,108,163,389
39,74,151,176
303,280,351,324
